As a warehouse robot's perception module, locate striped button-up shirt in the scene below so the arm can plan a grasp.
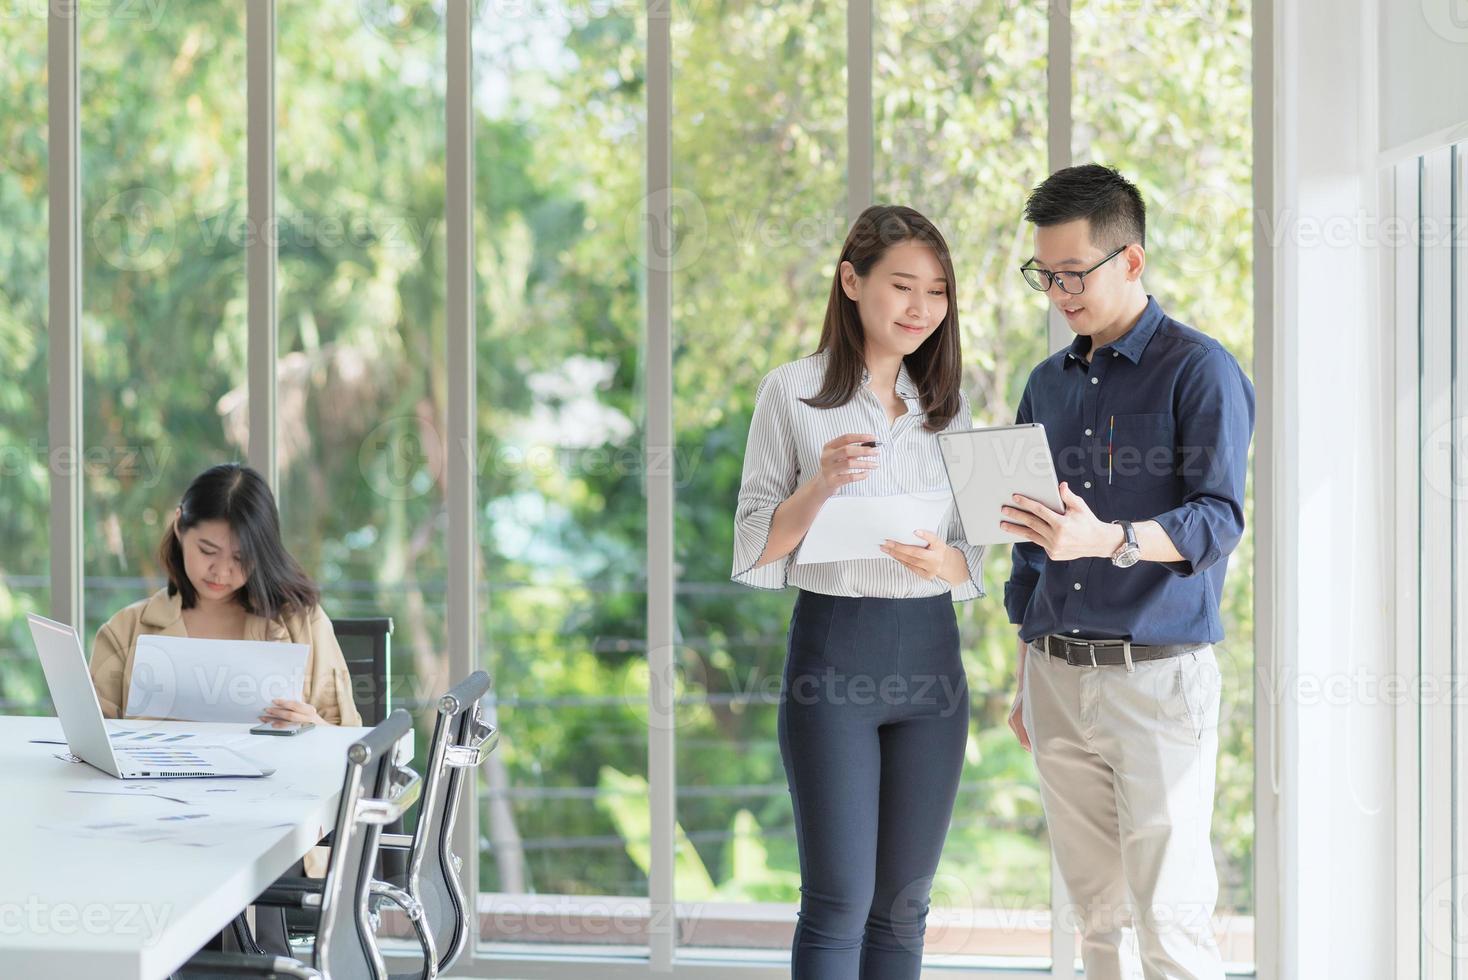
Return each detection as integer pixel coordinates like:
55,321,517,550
731,352,987,600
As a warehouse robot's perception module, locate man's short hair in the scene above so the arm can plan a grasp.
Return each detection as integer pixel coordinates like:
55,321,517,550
1024,164,1146,251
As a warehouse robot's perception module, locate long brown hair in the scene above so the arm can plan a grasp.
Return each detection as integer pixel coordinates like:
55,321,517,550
801,204,963,432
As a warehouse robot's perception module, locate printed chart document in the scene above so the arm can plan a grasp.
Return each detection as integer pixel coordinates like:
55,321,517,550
796,492,954,565
125,635,308,724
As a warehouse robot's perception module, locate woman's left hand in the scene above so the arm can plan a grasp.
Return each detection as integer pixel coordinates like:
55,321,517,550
880,530,950,580
260,698,327,727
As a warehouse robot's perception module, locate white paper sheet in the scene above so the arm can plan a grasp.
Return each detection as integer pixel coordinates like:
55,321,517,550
795,492,954,565
126,635,309,724
42,813,296,848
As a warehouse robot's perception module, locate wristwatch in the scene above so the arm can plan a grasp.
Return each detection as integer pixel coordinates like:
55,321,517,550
1110,520,1140,568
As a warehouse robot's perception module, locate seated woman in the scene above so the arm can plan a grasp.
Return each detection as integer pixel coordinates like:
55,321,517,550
89,461,363,729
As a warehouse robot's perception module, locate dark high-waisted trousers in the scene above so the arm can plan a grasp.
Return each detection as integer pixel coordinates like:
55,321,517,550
778,588,970,979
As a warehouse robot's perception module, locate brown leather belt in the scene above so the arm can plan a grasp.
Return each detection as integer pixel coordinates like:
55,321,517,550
1038,634,1208,671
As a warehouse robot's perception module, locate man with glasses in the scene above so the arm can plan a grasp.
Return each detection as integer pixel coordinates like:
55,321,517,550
998,164,1255,980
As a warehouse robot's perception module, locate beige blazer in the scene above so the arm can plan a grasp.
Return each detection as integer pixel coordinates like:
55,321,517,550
88,587,364,727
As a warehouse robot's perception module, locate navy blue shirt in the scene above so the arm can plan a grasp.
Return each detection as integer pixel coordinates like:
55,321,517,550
1004,296,1256,645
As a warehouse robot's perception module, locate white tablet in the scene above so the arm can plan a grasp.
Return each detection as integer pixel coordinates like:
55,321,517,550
937,423,1064,546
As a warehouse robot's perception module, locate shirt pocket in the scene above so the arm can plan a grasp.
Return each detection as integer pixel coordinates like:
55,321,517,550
1106,412,1176,493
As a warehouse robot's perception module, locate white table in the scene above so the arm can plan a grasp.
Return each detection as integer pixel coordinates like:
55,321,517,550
0,715,370,980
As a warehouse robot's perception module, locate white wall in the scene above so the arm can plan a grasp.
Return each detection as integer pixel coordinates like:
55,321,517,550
1380,1,1468,154
1271,0,1397,976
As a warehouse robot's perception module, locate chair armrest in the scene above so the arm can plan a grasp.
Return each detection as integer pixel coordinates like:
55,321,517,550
253,877,325,910
175,950,320,978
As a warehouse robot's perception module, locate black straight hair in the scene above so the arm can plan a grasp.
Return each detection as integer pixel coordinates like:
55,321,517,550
803,204,963,432
1023,164,1147,251
158,463,320,620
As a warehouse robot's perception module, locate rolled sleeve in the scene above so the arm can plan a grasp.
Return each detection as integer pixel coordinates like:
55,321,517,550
731,371,799,590
945,533,987,602
1003,380,1045,622
1151,347,1256,577
1004,541,1045,624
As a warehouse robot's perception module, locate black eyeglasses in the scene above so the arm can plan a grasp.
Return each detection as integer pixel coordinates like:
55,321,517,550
1020,246,1127,295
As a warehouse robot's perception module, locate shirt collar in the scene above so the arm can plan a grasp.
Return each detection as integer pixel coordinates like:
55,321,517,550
140,588,185,629
1062,295,1165,369
861,360,921,399
139,585,287,641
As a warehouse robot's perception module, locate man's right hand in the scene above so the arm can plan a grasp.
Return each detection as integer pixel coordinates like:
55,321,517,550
1009,633,1031,752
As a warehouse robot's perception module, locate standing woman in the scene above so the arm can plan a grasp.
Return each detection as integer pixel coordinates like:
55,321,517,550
732,204,986,978
88,461,362,729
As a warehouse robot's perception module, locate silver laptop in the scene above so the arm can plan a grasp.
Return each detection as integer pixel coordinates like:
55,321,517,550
27,613,273,779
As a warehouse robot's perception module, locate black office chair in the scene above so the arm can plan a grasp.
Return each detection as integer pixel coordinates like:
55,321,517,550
333,618,394,727
331,618,406,886
175,710,426,980
375,670,497,977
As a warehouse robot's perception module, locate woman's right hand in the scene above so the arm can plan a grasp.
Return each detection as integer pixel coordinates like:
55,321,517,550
817,433,880,496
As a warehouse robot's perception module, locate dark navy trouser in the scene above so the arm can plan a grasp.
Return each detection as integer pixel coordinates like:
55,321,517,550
778,589,970,980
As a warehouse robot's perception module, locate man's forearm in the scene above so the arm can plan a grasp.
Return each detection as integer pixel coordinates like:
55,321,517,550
1098,520,1185,563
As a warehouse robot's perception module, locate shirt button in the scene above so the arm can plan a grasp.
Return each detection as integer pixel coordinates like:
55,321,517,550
1084,428,1093,436
1090,377,1099,385
1071,628,1080,634
1073,583,1082,591
1084,481,1092,489
1112,351,1119,357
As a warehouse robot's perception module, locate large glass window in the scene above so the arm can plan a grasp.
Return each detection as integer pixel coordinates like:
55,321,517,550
874,0,1053,960
1411,140,1468,975
0,15,50,714
274,0,449,825
80,6,248,642
1074,0,1256,967
3,1,1263,971
670,0,848,955
473,0,651,951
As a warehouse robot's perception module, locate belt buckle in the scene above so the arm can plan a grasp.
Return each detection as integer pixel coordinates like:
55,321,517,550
1086,643,1098,668
1122,639,1134,672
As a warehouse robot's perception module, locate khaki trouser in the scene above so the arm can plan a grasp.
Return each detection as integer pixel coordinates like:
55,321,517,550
1023,640,1226,980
